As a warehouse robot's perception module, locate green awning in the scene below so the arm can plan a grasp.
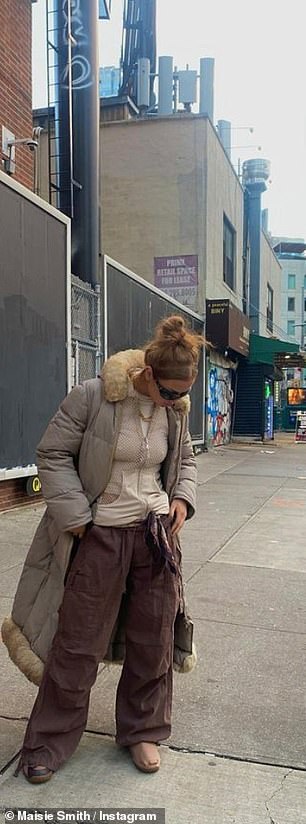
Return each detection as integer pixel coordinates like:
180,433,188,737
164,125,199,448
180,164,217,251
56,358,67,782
249,334,299,366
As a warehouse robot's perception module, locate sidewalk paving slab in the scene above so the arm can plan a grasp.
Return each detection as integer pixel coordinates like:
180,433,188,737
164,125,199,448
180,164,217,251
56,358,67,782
186,562,306,634
212,485,306,572
87,620,306,769
1,735,306,824
0,719,27,771
2,446,306,821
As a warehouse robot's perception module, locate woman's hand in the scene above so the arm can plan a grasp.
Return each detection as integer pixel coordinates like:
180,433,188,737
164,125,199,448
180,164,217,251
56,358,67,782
169,498,187,535
70,525,87,538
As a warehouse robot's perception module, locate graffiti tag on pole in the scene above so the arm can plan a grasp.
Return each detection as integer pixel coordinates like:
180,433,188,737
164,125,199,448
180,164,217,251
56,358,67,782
62,0,93,90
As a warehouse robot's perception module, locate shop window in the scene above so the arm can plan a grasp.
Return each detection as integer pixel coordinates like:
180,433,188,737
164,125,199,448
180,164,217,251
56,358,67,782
223,215,236,291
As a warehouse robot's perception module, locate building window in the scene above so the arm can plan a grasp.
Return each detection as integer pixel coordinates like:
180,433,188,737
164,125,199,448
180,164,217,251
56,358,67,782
267,284,273,332
304,274,306,289
288,273,296,289
288,297,295,311
304,297,306,313
287,320,295,336
223,215,236,291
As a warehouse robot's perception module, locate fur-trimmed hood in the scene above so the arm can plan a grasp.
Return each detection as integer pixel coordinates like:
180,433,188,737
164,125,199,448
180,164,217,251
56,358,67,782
101,349,191,415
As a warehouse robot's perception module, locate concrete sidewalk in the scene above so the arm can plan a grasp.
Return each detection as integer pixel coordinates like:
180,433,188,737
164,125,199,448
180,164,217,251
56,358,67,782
1,442,306,823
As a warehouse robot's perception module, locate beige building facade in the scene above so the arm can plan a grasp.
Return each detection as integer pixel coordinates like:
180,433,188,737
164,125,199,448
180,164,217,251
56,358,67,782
33,108,281,341
259,231,282,338
100,114,244,316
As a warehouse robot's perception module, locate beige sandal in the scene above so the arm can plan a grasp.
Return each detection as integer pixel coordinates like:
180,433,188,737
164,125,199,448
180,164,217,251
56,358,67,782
23,765,54,784
129,742,160,773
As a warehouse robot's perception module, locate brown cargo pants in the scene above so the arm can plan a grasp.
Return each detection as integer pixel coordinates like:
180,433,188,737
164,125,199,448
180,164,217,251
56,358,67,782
19,518,180,772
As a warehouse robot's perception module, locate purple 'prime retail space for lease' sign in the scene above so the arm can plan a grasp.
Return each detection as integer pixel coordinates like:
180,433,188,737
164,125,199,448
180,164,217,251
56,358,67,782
154,255,198,308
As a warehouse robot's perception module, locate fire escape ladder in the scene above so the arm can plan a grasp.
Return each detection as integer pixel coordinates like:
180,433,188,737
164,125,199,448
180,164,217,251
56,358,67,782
46,0,74,216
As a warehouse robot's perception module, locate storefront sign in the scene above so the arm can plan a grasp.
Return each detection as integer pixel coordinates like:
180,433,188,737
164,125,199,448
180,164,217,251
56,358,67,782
154,255,198,308
295,411,306,442
206,299,250,356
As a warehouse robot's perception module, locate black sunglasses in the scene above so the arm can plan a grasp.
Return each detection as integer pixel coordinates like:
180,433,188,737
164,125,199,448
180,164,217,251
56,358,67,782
155,378,191,401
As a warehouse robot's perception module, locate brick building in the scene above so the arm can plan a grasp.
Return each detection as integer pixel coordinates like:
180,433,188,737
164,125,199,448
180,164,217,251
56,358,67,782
0,0,38,510
0,0,36,190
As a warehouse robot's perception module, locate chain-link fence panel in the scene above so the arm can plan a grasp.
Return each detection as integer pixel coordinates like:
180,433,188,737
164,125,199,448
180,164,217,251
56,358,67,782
72,341,100,384
71,275,100,345
71,275,102,385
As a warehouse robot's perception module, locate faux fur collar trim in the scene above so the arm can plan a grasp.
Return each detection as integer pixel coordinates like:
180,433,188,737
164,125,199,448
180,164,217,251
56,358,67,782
101,349,190,415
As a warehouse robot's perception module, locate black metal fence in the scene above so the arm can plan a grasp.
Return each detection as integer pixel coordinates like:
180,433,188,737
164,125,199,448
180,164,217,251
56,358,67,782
0,174,69,473
103,258,205,444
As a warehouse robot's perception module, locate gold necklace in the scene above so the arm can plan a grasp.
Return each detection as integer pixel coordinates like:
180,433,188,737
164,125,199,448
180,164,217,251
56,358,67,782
138,409,153,422
135,396,154,422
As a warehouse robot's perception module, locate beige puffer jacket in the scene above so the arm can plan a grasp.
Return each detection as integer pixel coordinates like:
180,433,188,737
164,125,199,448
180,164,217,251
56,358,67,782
1,349,197,685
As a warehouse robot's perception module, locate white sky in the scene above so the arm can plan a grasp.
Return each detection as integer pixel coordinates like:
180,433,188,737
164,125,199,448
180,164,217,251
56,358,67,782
32,0,306,239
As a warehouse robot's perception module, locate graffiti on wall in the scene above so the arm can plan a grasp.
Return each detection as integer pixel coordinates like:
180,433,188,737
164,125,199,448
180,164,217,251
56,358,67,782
207,365,233,446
